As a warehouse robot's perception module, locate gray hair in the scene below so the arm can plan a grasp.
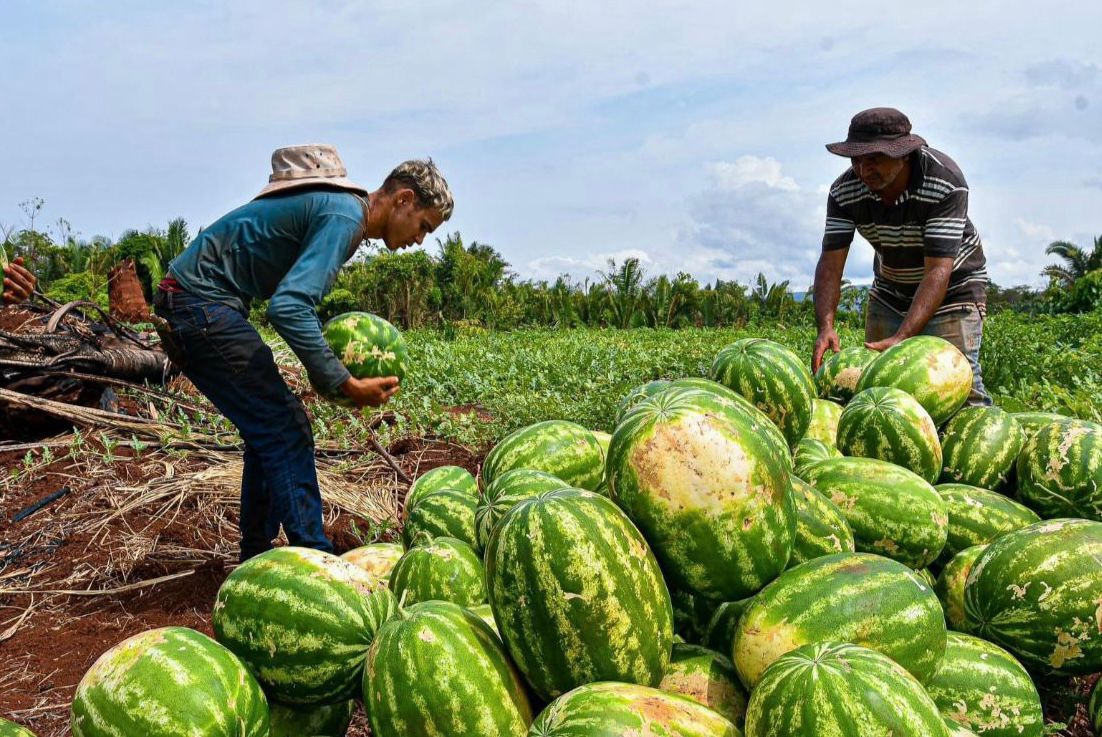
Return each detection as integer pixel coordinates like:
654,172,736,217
383,158,454,220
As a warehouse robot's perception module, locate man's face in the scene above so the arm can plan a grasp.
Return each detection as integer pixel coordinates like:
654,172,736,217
850,153,907,192
383,190,445,251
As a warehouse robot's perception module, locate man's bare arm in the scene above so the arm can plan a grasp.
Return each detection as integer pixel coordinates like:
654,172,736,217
865,255,953,351
811,247,849,371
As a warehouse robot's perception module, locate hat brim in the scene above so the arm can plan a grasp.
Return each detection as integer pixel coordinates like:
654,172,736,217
255,176,370,200
825,134,926,159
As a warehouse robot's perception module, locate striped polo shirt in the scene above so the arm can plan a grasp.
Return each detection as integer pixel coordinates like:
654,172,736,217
822,147,988,314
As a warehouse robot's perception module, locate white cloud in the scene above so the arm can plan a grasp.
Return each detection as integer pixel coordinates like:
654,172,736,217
1014,218,1056,244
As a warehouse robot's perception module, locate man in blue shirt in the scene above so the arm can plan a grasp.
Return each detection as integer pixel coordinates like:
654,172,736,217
153,145,453,561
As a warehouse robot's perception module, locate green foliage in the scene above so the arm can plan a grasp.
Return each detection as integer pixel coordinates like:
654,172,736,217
44,270,109,307
318,288,359,322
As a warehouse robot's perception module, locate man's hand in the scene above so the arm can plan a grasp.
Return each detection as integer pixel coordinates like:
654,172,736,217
340,376,400,407
812,327,841,373
3,257,37,304
865,334,906,353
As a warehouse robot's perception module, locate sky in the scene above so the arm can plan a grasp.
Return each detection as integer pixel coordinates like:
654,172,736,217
1,1,1099,290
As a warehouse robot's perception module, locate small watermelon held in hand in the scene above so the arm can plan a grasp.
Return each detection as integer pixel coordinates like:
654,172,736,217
316,311,408,405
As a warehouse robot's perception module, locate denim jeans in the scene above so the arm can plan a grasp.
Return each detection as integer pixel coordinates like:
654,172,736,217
152,289,333,561
865,298,992,407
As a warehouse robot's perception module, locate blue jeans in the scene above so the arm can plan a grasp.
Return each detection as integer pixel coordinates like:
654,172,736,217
152,289,333,561
865,298,992,407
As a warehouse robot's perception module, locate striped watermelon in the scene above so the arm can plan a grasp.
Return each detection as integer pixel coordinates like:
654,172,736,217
389,537,485,607
669,586,717,645
614,380,670,424
1016,420,1102,520
925,632,1043,737
1090,677,1101,736
475,468,569,550
943,718,980,737
935,483,1040,564
744,642,948,737
703,599,750,658
318,311,408,405
484,487,673,700
340,542,404,588
815,345,878,403
608,386,795,600
836,386,942,483
940,406,1024,489
482,420,604,491
935,545,987,633
1011,411,1079,440
964,518,1102,674
788,476,855,567
530,682,739,737
468,603,500,636
733,551,946,688
405,465,477,513
212,547,398,705
402,487,479,549
71,627,268,737
710,338,816,446
791,437,841,479
855,335,972,425
0,721,34,737
802,457,948,568
659,643,748,725
805,399,842,445
269,700,354,737
662,380,792,463
364,600,532,736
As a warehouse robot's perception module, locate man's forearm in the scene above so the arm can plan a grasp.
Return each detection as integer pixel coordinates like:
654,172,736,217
814,252,845,331
897,258,953,339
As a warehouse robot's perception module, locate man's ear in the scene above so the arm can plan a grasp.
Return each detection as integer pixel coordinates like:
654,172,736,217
395,188,415,208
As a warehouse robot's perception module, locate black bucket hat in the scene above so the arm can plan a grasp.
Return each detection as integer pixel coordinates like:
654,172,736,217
826,107,927,158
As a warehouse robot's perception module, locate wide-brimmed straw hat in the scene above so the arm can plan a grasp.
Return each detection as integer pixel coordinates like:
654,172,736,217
825,108,927,159
255,144,369,199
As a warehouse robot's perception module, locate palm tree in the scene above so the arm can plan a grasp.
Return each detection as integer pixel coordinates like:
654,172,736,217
601,258,646,329
1043,236,1102,288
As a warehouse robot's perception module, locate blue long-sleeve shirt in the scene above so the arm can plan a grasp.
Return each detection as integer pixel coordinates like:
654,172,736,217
168,189,367,392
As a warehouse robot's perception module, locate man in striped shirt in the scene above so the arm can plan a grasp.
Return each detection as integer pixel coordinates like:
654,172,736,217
811,107,991,405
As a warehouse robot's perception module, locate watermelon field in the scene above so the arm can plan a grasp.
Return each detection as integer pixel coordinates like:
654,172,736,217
1,306,1101,736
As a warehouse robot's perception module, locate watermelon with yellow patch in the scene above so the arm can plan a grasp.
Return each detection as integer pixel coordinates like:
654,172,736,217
658,643,748,726
316,311,408,405
340,542,404,588
855,335,972,425
815,345,878,403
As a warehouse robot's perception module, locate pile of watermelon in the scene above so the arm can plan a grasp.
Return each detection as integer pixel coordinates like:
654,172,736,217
14,332,1101,737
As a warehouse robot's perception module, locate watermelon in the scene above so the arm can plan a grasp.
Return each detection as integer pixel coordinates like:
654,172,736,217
607,386,795,600
1011,411,1078,439
791,438,841,478
475,468,569,550
659,643,748,725
402,487,479,549
530,682,739,737
802,457,948,568
269,700,354,737
318,311,408,404
614,380,670,424
733,551,946,688
484,487,673,700
364,600,532,736
943,718,980,737
340,542,404,587
788,476,856,566
389,536,486,607
935,545,987,633
211,547,398,705
669,586,718,645
855,335,972,425
924,632,1043,737
964,518,1102,674
710,338,816,446
935,483,1040,564
703,599,750,658
940,406,1024,490
468,603,500,636
71,627,268,737
836,386,943,483
482,420,604,491
591,430,611,460
661,380,792,463
815,345,878,403
1016,420,1102,521
405,465,477,513
0,721,34,737
744,642,947,737
1090,677,1101,736
805,399,842,445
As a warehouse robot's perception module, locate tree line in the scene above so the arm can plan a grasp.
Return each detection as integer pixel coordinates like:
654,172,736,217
3,199,1100,330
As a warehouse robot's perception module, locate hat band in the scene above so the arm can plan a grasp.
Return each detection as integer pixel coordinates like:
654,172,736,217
849,131,909,142
270,166,348,182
